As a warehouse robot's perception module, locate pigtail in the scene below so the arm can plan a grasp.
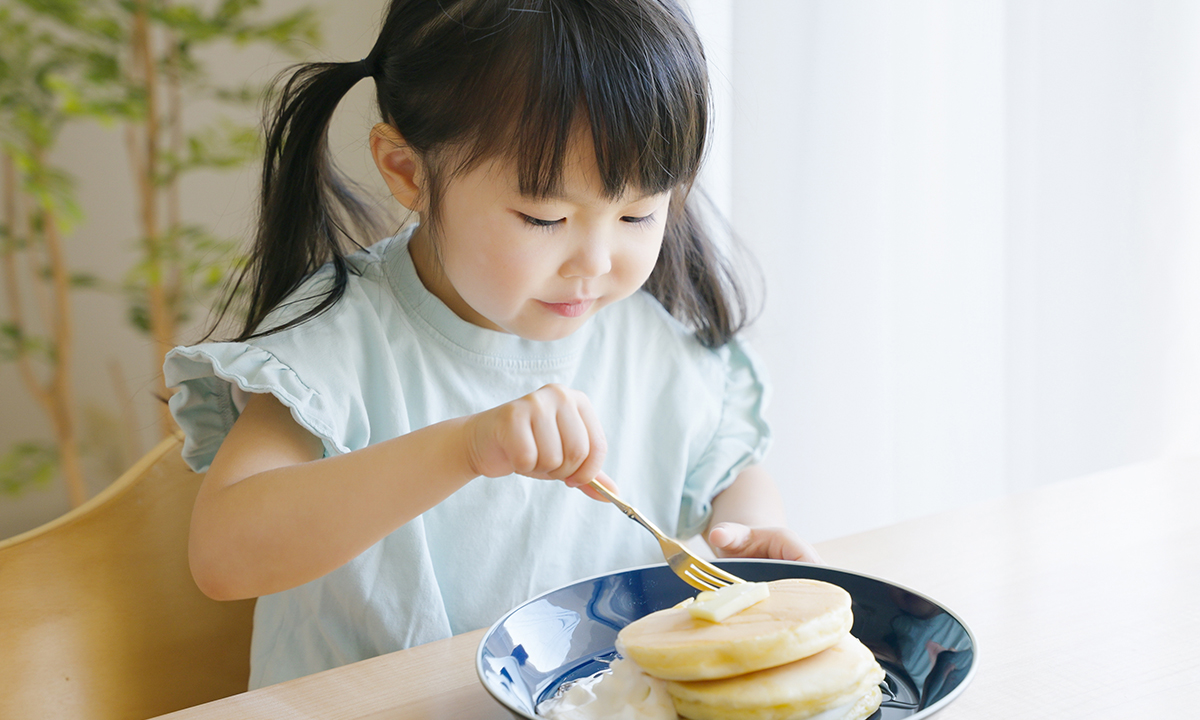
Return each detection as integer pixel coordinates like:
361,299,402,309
645,191,758,349
214,59,385,341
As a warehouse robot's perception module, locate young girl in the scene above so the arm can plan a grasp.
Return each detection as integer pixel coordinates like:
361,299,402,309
165,0,818,689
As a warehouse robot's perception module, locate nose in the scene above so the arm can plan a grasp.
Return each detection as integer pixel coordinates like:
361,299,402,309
560,230,612,279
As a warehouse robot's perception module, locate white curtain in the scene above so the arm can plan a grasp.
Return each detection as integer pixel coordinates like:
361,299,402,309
690,0,1200,542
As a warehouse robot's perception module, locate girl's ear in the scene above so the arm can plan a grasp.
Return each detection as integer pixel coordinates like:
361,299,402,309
370,123,425,211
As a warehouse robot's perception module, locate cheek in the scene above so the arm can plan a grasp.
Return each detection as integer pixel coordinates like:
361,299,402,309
438,211,510,276
445,232,542,306
622,234,666,284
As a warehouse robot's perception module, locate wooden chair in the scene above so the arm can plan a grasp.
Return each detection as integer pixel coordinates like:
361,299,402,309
0,436,256,720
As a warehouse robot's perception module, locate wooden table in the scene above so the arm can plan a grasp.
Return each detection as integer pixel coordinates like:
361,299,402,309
155,456,1200,719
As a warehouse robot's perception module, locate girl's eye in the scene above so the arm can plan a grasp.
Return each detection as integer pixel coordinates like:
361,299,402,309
520,213,563,230
621,213,656,225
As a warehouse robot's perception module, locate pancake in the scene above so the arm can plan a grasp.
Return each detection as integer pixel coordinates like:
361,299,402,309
615,578,853,681
664,634,886,720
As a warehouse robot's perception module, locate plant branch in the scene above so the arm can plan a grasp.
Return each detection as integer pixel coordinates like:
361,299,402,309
165,8,185,351
131,0,175,437
2,152,52,414
18,184,55,350
36,184,87,508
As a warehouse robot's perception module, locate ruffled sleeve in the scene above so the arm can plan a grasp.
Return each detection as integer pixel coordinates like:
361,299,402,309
164,341,358,473
676,338,772,538
162,252,400,473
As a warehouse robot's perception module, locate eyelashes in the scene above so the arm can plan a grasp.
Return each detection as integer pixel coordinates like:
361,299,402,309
520,213,564,230
621,213,657,226
518,212,657,231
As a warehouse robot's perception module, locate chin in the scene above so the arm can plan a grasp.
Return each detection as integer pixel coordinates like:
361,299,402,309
520,326,582,342
510,317,590,342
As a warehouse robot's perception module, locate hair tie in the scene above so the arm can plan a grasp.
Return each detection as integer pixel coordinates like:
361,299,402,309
354,51,381,79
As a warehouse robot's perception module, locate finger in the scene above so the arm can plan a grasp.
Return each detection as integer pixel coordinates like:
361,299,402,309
503,408,541,476
563,395,607,487
579,471,620,502
779,536,824,564
710,524,826,563
554,400,591,480
762,527,823,563
708,522,754,558
525,398,564,476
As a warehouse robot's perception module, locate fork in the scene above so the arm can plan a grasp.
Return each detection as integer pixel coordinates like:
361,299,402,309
588,478,745,591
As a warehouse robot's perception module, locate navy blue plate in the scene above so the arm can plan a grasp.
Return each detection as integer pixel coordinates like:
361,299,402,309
476,559,976,719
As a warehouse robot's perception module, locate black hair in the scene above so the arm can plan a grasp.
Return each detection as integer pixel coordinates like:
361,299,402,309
213,0,755,348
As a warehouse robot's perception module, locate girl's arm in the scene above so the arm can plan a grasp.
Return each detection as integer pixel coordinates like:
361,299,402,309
190,385,609,601
704,465,823,563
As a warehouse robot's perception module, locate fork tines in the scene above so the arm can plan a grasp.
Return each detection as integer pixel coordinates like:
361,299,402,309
673,554,745,591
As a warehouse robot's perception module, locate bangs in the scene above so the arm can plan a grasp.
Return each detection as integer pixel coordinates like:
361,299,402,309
410,0,710,200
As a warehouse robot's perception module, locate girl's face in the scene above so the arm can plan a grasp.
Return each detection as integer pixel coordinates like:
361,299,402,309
408,139,671,342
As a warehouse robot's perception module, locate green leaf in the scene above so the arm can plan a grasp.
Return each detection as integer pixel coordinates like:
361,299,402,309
69,271,102,289
126,301,151,334
0,322,52,364
0,322,21,362
0,441,58,497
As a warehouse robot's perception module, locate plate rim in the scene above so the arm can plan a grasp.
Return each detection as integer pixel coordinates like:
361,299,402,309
475,558,978,720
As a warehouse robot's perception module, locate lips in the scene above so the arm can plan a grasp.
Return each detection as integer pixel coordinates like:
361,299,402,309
539,298,595,318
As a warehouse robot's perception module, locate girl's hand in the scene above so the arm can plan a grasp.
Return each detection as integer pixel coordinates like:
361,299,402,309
465,384,609,493
708,522,823,564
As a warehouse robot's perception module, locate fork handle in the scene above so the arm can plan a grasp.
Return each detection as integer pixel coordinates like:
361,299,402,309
588,479,668,539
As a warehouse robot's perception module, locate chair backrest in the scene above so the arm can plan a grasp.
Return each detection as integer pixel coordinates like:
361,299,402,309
0,436,256,720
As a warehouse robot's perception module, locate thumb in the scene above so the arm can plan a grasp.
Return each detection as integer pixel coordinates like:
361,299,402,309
708,522,753,557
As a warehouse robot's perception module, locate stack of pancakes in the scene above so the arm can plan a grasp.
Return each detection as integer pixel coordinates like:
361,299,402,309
615,578,885,720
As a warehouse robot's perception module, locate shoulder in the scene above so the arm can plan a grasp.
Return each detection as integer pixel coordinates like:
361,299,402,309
253,233,406,339
238,233,418,400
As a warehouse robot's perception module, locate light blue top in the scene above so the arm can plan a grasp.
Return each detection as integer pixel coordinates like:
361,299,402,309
163,226,771,688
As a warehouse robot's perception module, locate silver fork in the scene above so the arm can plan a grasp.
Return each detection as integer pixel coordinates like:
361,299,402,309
588,479,745,591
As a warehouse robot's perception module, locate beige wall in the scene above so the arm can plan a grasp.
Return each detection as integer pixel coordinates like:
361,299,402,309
0,0,384,538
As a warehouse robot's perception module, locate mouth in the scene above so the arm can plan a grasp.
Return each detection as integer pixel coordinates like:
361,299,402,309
538,298,596,318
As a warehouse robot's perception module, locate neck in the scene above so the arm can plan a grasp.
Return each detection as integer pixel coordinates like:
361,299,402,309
407,224,503,332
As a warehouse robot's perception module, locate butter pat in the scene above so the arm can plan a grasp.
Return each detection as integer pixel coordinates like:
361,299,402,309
686,581,770,622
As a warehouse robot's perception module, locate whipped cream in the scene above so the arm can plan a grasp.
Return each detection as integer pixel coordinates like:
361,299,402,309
537,658,677,720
